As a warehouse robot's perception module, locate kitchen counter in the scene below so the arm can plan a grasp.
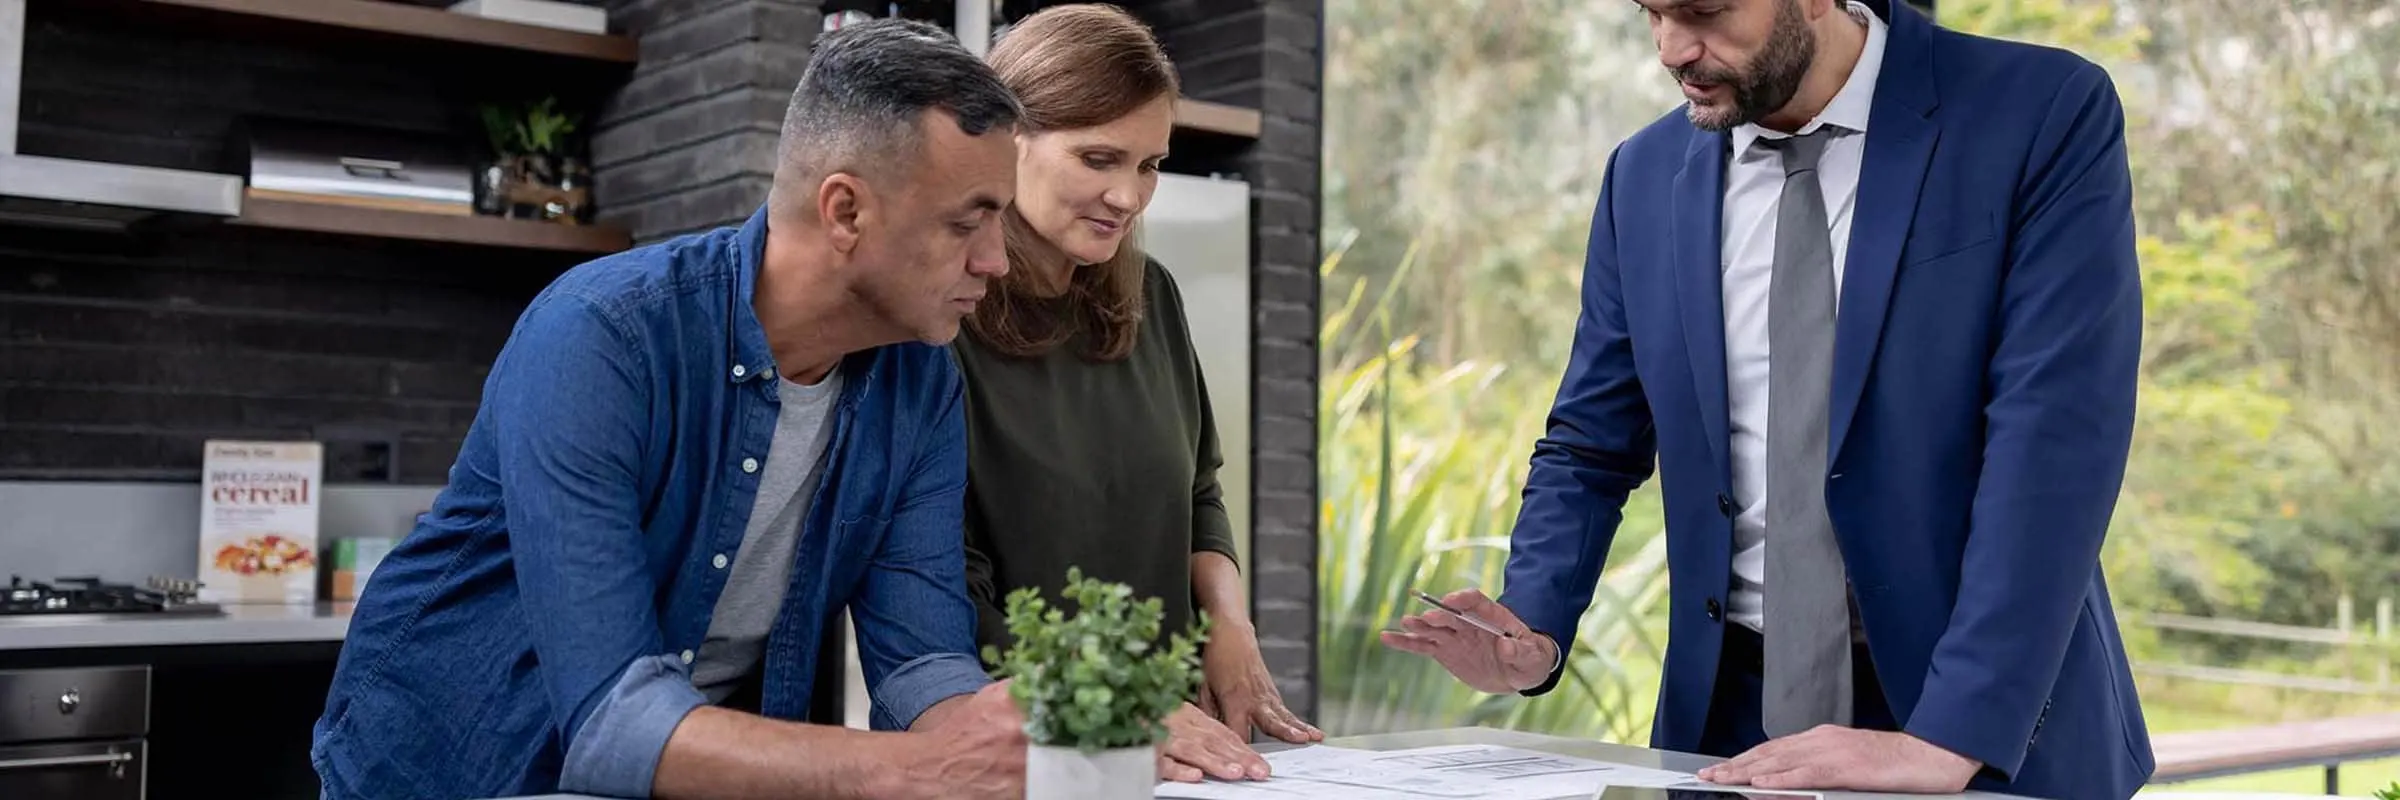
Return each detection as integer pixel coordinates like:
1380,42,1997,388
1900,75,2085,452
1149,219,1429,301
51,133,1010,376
479,726,2038,800
0,602,352,651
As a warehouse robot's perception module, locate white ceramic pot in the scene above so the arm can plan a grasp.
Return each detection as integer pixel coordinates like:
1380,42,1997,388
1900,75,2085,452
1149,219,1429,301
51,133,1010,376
1025,743,1157,800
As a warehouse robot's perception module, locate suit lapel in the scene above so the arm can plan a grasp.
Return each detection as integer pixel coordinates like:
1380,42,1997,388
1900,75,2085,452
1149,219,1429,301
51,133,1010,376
1671,128,1732,487
1828,0,1942,461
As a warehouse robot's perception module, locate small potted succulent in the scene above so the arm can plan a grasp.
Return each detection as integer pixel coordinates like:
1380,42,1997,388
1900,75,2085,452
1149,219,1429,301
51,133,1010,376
982,567,1209,799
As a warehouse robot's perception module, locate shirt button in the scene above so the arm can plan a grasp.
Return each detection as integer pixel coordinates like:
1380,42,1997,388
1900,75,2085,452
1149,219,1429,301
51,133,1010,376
680,649,694,664
741,457,759,473
758,367,775,381
712,553,729,569
731,364,747,379
1705,597,1724,622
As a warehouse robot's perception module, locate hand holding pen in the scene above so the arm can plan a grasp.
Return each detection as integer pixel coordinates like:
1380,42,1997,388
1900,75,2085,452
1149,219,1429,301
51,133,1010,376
1380,588,1561,694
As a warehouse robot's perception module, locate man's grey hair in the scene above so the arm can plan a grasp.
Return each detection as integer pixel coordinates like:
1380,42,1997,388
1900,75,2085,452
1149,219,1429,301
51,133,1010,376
772,18,1022,200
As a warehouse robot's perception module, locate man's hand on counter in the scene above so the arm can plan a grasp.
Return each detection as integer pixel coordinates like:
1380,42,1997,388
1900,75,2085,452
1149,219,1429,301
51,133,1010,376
876,680,1027,800
647,681,1026,800
1695,725,1980,794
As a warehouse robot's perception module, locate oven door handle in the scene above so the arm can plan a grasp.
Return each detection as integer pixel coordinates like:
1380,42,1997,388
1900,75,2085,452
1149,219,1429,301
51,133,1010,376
0,751,136,770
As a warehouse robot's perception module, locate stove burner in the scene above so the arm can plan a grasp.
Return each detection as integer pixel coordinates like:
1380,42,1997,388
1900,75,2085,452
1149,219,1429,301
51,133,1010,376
2,575,222,617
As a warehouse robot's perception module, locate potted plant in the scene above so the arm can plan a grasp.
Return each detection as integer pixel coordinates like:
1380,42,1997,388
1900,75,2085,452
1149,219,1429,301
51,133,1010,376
982,567,1210,799
2374,780,2397,800
475,97,588,222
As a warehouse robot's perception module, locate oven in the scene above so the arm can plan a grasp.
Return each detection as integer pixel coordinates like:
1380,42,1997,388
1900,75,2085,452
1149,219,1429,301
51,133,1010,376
0,666,149,800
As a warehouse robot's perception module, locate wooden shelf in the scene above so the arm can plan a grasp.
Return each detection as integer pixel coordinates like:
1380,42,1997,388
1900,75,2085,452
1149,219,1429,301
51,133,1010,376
1176,99,1263,138
232,189,631,254
130,0,638,64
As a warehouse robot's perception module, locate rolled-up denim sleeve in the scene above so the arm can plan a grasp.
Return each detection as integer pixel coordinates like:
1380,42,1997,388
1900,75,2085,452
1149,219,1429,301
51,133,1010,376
847,367,990,730
560,655,708,798
869,652,991,731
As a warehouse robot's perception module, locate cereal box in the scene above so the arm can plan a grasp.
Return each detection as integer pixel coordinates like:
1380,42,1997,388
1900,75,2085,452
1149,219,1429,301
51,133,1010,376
199,440,323,604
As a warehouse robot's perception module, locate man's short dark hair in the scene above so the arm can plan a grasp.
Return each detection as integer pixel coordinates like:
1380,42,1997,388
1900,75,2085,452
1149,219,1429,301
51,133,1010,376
774,19,1022,195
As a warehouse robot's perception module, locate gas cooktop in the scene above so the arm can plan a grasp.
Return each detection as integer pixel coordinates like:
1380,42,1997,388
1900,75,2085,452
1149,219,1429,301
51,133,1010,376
2,576,223,617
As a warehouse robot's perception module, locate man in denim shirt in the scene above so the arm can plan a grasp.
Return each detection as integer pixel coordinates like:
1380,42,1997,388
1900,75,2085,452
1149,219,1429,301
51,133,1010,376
312,20,1027,799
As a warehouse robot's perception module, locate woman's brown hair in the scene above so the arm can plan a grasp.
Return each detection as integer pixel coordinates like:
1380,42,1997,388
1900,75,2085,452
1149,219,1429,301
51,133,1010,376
968,3,1179,361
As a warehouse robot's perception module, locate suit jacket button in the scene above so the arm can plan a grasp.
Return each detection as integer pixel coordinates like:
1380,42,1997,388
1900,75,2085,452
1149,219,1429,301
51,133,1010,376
1705,597,1724,621
1716,493,1736,518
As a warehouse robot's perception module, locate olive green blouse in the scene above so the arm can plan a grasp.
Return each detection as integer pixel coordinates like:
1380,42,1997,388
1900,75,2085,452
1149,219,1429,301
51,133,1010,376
952,257,1239,657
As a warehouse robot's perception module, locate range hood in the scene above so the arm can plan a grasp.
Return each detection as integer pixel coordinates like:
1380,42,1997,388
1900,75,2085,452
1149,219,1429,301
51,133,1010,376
0,0,243,232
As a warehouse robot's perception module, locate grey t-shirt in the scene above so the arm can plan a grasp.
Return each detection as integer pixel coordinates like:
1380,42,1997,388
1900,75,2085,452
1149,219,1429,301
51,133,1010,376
690,370,844,703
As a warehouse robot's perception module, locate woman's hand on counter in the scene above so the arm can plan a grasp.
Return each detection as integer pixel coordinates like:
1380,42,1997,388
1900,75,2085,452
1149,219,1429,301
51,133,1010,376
1159,702,1270,782
1199,618,1324,745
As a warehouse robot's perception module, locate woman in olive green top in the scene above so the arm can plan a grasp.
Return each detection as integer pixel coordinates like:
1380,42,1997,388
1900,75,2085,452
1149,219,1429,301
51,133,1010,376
956,3,1323,784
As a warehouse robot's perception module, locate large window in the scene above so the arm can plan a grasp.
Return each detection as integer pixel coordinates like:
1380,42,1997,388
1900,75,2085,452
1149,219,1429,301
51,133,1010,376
1316,0,2400,792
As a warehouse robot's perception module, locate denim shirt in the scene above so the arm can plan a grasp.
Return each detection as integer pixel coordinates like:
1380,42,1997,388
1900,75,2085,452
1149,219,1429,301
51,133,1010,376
310,206,990,800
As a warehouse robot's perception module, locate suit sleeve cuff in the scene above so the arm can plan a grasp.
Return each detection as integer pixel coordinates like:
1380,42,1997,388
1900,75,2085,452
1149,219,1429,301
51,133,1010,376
560,654,708,799
1497,593,1574,697
1905,685,2036,781
872,652,991,731
1508,628,1569,697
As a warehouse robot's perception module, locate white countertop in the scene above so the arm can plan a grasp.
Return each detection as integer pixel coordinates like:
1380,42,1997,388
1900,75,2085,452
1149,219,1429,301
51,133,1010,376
0,602,352,651
479,727,2036,800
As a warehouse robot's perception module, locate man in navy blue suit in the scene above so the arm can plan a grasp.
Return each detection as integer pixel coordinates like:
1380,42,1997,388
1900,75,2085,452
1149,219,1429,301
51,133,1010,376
1384,1,2153,798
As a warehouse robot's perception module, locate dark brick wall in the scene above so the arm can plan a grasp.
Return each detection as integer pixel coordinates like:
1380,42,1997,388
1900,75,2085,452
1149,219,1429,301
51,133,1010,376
1119,0,1324,721
0,229,556,483
1,2,591,483
596,0,817,242
1250,0,1322,722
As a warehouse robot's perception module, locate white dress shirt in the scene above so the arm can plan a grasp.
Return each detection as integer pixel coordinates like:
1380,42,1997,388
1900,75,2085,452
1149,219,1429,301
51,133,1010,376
1722,1,1888,633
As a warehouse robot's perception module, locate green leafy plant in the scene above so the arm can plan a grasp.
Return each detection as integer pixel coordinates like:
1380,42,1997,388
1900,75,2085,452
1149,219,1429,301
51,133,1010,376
476,96,580,157
477,103,523,156
2372,780,2397,800
981,567,1209,751
519,97,579,156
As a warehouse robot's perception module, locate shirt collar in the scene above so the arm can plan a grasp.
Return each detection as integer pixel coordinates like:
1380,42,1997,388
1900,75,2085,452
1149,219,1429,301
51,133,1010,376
1733,0,1888,156
727,203,778,383
724,202,882,400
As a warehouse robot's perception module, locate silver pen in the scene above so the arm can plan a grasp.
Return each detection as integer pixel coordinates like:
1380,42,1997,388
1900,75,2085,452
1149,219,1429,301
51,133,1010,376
1411,589,1517,640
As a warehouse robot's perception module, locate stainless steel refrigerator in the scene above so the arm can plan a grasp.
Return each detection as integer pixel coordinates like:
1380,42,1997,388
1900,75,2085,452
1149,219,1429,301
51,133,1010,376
1141,172,1255,560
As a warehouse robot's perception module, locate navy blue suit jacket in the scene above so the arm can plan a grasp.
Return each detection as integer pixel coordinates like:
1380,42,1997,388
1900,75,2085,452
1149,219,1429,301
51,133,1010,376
1496,4,2154,799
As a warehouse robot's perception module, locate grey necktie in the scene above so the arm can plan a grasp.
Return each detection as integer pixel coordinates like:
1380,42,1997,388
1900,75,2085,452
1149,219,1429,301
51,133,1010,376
1758,129,1855,738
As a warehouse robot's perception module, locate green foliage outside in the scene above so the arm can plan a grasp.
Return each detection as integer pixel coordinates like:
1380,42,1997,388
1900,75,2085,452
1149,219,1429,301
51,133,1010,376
1315,238,1671,741
1320,0,2400,791
982,568,1208,751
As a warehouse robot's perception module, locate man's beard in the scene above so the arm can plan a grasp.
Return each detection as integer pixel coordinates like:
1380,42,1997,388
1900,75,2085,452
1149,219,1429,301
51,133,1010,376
1678,0,1817,132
